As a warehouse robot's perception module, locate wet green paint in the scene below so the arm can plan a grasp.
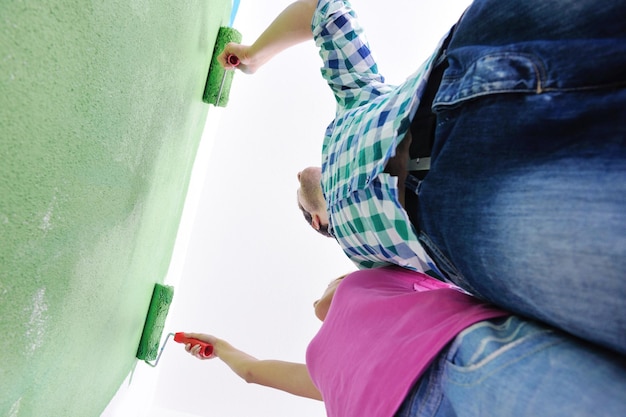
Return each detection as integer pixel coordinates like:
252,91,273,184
0,0,231,415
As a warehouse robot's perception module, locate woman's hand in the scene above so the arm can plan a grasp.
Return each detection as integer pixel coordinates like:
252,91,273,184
179,331,322,400
183,332,219,360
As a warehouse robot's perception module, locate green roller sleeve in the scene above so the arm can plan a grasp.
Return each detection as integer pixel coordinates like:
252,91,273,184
135,284,174,361
203,26,242,107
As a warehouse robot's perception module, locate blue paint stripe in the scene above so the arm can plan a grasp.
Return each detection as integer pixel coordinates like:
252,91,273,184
229,0,240,27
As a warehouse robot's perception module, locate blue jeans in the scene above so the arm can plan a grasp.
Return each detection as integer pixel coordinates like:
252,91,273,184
395,317,626,417
414,0,626,354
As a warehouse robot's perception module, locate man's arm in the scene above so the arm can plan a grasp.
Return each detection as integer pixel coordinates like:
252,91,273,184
185,333,323,401
219,0,318,74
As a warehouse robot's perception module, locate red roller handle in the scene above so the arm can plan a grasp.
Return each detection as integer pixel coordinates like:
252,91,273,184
174,332,214,358
227,54,240,67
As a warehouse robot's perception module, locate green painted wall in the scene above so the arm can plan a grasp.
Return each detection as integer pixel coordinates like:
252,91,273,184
0,0,230,415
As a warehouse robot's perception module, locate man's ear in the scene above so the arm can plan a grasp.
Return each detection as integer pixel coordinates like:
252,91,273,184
311,213,321,231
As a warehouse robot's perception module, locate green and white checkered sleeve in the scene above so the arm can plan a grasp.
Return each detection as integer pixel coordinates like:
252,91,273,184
312,0,389,109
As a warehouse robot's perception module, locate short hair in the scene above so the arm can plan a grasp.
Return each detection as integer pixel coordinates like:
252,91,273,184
298,202,333,238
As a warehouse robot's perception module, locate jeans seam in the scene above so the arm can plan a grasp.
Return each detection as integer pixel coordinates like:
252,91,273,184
396,353,447,417
418,232,479,294
419,353,447,417
434,83,626,110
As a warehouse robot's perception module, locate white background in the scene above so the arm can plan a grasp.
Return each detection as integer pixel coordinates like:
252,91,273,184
103,1,471,416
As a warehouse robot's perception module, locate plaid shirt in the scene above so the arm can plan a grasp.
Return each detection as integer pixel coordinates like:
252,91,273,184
312,0,446,273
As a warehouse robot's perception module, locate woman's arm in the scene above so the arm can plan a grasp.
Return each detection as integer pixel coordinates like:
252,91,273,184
219,0,318,74
184,333,322,401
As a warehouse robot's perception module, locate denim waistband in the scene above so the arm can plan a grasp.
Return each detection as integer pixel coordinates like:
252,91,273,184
434,39,626,109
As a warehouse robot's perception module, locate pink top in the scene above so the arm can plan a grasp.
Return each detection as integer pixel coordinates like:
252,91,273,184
306,266,508,417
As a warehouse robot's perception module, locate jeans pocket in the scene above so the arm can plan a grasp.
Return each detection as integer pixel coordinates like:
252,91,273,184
444,317,558,385
433,49,543,111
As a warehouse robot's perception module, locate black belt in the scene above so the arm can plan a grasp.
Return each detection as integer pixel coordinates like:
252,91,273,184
404,27,455,231
408,27,455,180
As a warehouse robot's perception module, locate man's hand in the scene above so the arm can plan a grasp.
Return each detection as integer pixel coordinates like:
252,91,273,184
218,43,258,74
219,0,316,75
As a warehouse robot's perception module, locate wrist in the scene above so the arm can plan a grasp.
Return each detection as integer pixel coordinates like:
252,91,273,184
212,338,234,358
245,43,274,72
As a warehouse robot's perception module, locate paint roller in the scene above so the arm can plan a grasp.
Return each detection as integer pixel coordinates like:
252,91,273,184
203,26,242,107
135,283,213,367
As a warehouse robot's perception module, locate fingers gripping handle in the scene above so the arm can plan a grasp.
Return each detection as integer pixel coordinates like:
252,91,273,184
174,332,213,357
